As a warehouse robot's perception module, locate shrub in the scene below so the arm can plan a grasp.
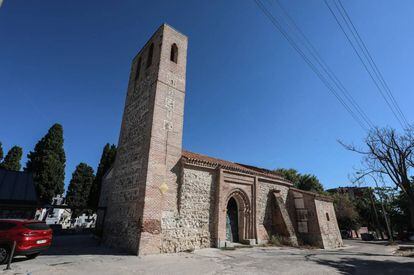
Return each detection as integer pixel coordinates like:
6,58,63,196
270,235,291,246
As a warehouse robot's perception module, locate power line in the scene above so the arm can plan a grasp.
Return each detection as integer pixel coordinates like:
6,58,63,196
325,0,409,129
254,0,369,131
324,0,404,128
335,0,409,127
253,0,370,132
273,0,375,129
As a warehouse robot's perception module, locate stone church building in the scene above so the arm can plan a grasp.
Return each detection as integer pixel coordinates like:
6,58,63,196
98,24,342,255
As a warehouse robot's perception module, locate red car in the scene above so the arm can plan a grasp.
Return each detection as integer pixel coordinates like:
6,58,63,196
0,219,52,264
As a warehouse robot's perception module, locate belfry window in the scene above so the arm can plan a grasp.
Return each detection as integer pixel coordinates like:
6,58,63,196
146,43,154,68
326,213,330,221
170,43,178,63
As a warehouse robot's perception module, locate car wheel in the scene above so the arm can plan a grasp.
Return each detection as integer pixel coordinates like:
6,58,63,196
0,246,10,265
26,253,40,260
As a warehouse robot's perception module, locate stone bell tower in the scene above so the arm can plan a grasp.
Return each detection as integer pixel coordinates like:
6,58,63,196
101,24,188,255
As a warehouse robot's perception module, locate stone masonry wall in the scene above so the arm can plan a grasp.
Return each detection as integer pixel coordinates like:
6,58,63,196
102,33,159,253
293,191,323,247
256,180,290,242
139,25,188,254
161,167,216,252
288,190,342,249
314,199,343,248
101,24,188,255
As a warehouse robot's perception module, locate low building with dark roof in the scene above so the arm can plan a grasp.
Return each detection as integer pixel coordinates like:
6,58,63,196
0,168,39,219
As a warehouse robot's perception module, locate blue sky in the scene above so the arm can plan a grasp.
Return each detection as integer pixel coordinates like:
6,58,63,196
1,0,413,190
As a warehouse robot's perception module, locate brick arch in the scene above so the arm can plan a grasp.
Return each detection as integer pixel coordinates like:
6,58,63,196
226,189,250,211
225,188,253,241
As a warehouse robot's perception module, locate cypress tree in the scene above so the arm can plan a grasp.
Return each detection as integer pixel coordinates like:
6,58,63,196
66,163,95,217
26,123,66,204
0,142,4,163
1,146,23,171
88,143,117,210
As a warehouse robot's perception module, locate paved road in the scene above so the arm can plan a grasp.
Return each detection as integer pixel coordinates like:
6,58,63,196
1,235,414,274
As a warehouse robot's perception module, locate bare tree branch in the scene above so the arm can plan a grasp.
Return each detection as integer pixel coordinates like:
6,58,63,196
341,127,414,228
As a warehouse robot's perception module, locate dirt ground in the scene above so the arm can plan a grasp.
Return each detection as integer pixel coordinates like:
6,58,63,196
2,234,414,275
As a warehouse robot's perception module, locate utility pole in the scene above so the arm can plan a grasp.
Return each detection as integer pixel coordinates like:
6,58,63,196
369,175,393,242
368,189,384,239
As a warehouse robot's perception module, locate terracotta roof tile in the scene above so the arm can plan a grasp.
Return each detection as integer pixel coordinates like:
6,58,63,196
182,150,291,184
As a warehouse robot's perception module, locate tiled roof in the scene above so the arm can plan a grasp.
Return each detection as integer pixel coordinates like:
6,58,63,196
0,168,38,206
182,150,291,184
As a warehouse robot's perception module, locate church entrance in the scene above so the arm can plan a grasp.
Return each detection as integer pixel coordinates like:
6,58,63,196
226,197,239,242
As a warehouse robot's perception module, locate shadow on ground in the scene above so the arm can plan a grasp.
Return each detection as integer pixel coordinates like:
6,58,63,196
350,240,398,247
41,233,127,256
6,234,126,265
313,257,414,275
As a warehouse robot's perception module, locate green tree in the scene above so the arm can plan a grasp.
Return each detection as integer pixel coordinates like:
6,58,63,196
0,142,4,163
333,193,361,231
386,187,410,234
88,143,117,210
275,168,324,193
66,163,95,217
352,188,387,238
274,168,301,185
25,124,66,204
0,146,23,171
296,174,324,193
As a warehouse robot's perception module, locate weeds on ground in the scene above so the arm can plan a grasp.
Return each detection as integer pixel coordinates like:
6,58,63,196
395,246,414,257
262,235,319,250
269,235,292,246
220,246,236,251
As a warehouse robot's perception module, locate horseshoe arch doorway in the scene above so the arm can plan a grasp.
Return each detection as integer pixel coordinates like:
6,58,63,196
226,197,239,242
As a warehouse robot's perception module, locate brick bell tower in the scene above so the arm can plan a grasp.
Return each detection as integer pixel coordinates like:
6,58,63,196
102,24,188,254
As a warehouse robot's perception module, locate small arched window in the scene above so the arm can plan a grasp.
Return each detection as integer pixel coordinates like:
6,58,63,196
170,43,178,63
135,57,141,81
326,213,330,221
146,43,154,68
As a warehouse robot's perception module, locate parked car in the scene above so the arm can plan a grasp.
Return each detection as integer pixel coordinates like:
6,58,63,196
361,232,375,241
340,230,351,239
0,219,52,264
